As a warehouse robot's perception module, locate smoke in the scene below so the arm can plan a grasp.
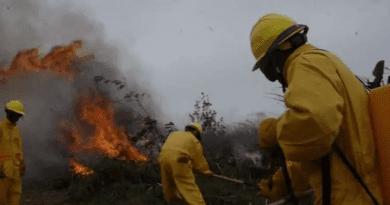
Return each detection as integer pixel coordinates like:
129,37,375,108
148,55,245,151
0,0,163,189
0,73,76,188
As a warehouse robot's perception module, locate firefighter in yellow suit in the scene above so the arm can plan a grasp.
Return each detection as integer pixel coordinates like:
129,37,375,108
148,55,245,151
0,100,26,205
159,122,212,205
250,14,383,204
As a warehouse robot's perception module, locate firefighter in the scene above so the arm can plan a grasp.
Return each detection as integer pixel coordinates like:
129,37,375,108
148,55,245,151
158,122,212,205
250,14,383,204
0,100,26,205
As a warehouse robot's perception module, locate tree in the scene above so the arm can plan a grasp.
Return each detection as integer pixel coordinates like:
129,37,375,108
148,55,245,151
189,92,226,135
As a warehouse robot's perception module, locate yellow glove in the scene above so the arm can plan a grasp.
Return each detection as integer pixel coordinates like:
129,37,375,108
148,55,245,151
258,118,279,150
204,170,213,178
257,167,289,198
258,179,274,198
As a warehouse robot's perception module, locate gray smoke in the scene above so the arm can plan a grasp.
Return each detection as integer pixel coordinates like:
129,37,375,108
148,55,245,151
0,0,163,189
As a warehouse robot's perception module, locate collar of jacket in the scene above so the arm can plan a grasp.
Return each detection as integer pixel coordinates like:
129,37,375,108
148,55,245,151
4,118,16,127
282,43,318,84
185,131,200,142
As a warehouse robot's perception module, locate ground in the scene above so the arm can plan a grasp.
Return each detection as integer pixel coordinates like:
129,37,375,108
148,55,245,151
21,189,69,205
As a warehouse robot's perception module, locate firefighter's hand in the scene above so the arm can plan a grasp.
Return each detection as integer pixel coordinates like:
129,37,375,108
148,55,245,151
257,179,274,198
0,170,6,179
20,161,26,177
202,170,213,178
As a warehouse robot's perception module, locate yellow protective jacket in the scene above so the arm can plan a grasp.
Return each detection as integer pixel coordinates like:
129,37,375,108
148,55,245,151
160,131,211,175
159,131,211,205
276,44,383,205
0,118,24,181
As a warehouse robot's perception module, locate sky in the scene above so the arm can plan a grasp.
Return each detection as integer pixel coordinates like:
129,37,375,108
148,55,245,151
45,0,390,128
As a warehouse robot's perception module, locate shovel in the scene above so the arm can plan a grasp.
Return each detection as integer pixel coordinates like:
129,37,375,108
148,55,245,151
211,173,257,187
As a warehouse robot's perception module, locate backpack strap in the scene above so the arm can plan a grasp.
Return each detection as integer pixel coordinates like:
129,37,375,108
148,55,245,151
331,144,379,205
321,154,331,205
279,149,299,205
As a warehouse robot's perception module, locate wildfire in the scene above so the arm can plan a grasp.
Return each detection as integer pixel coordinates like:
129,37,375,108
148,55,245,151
3,40,85,81
69,157,94,178
4,40,148,177
61,93,148,162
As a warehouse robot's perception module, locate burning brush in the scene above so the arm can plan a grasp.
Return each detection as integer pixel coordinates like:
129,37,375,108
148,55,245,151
3,40,148,180
69,157,94,178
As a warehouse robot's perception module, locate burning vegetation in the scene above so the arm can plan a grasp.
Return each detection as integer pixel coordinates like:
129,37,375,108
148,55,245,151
69,157,94,178
60,92,148,171
2,40,84,81
2,40,149,181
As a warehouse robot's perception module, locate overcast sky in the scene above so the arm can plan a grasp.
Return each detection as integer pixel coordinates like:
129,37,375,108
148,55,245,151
46,0,390,128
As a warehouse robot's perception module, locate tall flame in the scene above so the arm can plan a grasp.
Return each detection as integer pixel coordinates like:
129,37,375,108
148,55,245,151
65,93,147,162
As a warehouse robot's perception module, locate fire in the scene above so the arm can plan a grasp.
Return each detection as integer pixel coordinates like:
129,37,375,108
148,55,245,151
3,40,85,81
69,157,94,178
62,93,148,162
4,40,148,177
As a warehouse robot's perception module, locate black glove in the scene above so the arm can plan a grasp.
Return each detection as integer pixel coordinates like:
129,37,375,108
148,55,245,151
0,171,6,179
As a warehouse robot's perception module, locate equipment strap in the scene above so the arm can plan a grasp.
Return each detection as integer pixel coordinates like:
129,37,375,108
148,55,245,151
332,144,379,205
322,144,379,205
321,154,331,205
279,149,299,205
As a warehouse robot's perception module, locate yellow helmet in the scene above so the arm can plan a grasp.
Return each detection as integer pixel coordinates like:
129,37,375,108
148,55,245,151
250,14,308,81
6,100,25,115
190,122,203,134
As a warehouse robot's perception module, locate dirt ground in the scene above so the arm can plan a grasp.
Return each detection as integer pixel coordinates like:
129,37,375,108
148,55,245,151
21,189,70,205
19,187,263,205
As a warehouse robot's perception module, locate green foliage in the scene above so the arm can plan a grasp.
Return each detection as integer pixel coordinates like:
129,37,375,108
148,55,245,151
189,92,226,135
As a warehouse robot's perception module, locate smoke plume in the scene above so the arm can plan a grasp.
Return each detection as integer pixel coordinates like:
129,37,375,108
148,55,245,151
0,0,162,189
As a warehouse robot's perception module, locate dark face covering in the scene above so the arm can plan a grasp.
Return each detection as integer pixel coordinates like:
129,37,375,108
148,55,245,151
185,125,202,142
6,110,23,124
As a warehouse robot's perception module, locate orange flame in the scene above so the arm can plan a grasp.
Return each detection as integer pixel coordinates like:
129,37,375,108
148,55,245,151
69,157,94,178
3,40,86,81
71,94,147,162
4,40,147,177
57,91,147,162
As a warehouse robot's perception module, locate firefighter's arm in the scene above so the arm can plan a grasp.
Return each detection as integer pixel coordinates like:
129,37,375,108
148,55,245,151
18,135,26,176
20,159,26,177
258,118,279,150
277,54,345,161
191,142,212,175
258,168,288,199
0,130,9,176
286,161,311,194
19,154,26,177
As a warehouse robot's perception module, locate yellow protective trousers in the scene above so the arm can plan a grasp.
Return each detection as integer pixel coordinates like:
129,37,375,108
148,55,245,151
0,177,21,205
159,150,206,205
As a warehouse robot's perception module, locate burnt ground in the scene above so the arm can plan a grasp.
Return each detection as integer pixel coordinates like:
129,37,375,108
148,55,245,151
17,158,270,205
19,177,267,205
21,189,69,205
